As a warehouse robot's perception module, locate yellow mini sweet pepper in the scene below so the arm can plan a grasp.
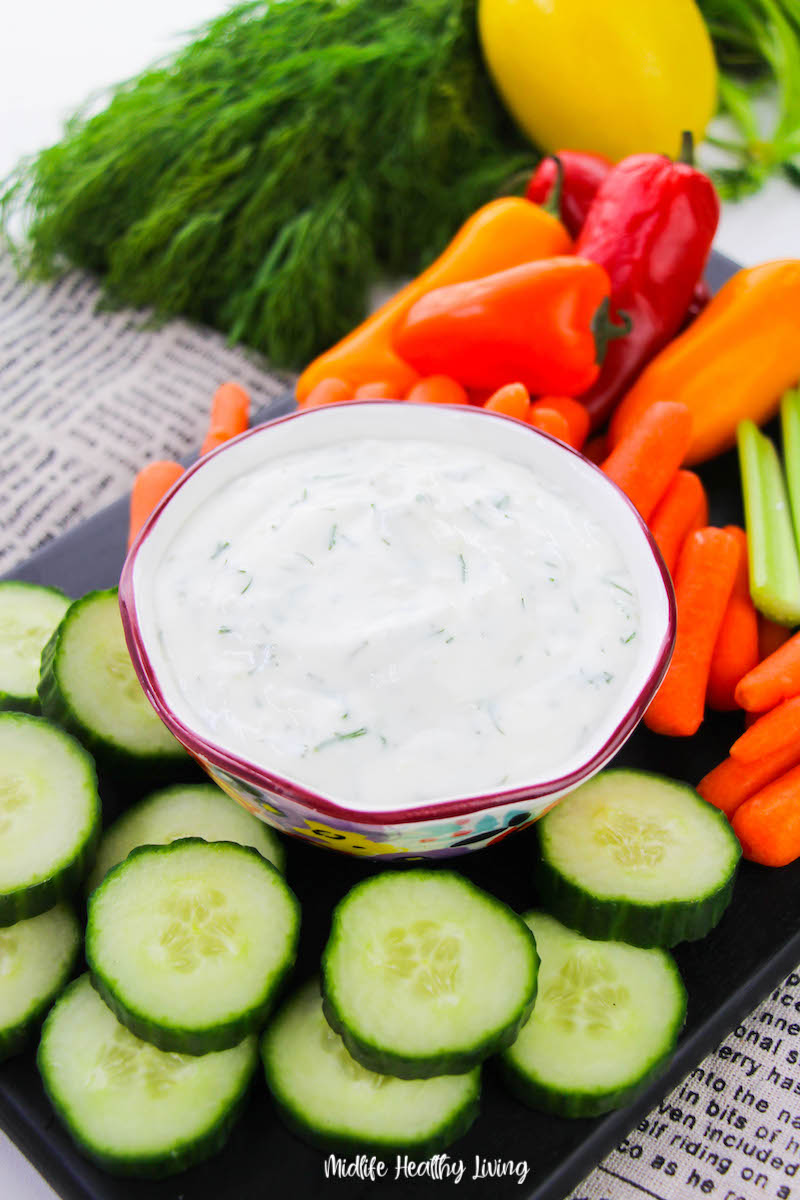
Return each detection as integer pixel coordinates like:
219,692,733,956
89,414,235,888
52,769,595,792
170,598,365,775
478,0,718,162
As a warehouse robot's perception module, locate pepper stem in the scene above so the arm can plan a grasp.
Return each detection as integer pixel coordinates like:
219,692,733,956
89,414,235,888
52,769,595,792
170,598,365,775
679,131,695,166
540,156,564,218
592,299,632,365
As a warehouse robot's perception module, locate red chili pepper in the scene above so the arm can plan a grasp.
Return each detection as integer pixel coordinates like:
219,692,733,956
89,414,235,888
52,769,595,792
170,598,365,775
526,151,612,237
574,135,719,430
392,257,628,395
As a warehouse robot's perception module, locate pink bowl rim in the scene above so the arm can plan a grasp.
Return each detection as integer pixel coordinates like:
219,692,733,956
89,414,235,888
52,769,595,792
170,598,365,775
119,401,677,827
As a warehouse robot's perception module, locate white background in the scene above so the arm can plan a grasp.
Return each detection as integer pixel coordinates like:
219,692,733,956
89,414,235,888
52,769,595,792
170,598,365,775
1,3,799,1198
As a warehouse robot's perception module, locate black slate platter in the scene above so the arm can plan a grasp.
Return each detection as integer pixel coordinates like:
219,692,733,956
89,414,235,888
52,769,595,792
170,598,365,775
4,252,800,1200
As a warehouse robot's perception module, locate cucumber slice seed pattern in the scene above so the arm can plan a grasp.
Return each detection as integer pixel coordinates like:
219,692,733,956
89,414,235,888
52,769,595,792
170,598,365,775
0,773,29,838
86,840,300,1055
10,622,45,665
38,975,259,1177
593,809,668,870
536,769,742,947
380,921,461,999
499,911,687,1118
262,981,481,1155
323,869,539,1077
87,1023,190,1098
0,928,17,973
157,884,239,972
105,644,152,710
540,948,630,1035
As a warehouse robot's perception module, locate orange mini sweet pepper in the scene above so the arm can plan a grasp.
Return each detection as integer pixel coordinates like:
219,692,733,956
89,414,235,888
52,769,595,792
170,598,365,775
294,197,572,402
392,257,626,395
609,260,800,465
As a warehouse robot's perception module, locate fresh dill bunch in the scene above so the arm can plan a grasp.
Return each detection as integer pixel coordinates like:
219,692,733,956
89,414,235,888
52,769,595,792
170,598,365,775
1,0,532,369
697,0,800,197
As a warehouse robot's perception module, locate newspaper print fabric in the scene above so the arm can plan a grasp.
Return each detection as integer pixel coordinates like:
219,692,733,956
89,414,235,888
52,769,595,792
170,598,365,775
0,252,293,571
571,968,800,1199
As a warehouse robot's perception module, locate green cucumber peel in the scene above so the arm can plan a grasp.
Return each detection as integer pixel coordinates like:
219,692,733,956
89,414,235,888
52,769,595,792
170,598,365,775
737,418,800,626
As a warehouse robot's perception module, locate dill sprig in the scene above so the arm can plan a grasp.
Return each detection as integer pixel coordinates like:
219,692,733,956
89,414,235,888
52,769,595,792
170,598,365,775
1,0,531,369
314,727,369,752
697,0,800,197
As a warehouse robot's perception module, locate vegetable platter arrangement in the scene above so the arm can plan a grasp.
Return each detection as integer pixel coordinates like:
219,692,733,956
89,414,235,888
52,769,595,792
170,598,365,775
288,141,800,876
5,153,800,1200
3,0,800,376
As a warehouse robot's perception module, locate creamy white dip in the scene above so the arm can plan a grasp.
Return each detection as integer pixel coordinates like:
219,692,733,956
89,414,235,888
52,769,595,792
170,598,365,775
151,437,640,809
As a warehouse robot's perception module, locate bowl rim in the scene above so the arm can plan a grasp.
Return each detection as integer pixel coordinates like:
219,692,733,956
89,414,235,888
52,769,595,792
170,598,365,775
119,400,676,826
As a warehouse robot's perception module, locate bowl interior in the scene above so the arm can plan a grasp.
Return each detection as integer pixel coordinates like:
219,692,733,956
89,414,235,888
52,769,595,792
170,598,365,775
122,401,674,821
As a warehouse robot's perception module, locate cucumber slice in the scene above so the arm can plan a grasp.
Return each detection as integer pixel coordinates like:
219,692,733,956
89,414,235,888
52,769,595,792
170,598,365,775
263,979,480,1155
86,839,300,1054
0,904,81,1062
38,974,258,1178
0,582,71,712
0,713,101,925
499,911,686,1118
536,769,741,947
85,783,284,895
38,588,189,776
322,869,538,1079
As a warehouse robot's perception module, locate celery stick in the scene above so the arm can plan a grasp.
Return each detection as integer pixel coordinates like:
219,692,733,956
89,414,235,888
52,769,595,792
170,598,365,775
737,419,800,626
781,387,800,550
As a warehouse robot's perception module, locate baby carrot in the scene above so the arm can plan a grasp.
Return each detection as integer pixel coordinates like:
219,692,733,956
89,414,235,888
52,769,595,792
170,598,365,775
646,470,709,577
729,694,800,763
297,377,354,410
735,628,800,712
128,461,184,548
707,526,760,711
406,376,469,406
200,382,251,454
484,383,531,422
528,406,571,443
353,380,405,400
531,396,590,450
732,764,800,866
697,738,800,818
758,615,793,663
644,526,739,737
601,401,693,521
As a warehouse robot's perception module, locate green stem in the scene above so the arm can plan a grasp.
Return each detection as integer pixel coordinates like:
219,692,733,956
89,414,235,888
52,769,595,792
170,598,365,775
591,299,632,366
679,131,695,166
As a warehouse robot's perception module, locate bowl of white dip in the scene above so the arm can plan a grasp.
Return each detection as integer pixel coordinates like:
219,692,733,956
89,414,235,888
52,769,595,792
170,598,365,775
119,401,675,859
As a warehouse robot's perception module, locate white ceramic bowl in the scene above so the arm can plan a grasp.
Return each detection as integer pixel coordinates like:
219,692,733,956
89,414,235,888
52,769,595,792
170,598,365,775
119,401,675,859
